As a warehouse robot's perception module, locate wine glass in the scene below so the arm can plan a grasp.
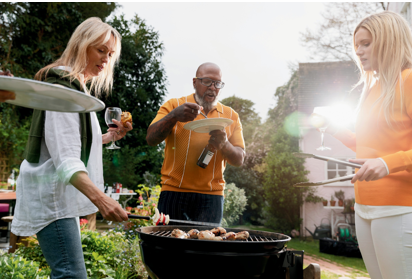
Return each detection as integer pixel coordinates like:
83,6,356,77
105,107,122,150
311,106,331,151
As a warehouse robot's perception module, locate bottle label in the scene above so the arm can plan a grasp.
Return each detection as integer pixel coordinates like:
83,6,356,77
202,151,214,165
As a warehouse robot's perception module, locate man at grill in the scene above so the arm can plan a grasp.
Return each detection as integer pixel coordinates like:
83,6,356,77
146,62,245,224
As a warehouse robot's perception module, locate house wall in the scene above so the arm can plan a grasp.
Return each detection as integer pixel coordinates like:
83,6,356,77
300,128,356,238
297,61,360,238
387,2,412,24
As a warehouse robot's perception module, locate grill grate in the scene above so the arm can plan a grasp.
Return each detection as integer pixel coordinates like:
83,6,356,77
149,230,280,242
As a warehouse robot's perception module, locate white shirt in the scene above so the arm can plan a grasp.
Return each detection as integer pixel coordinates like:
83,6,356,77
11,110,104,236
355,203,412,220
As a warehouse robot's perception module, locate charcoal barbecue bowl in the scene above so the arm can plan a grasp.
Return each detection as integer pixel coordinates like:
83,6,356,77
137,225,293,279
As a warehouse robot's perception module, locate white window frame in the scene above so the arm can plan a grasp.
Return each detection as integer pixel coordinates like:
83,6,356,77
324,157,355,187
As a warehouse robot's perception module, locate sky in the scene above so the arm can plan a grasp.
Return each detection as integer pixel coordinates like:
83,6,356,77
114,2,326,121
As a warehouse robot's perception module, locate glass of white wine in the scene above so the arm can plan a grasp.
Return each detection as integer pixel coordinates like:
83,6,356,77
311,106,331,151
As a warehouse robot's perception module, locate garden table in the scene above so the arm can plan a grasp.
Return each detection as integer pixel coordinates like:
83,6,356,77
0,192,16,202
105,192,136,209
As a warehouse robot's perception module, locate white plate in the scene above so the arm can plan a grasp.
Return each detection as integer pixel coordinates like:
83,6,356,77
0,76,105,112
183,118,233,133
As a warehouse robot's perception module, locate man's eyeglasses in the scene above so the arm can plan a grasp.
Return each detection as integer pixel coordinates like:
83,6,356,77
195,77,225,89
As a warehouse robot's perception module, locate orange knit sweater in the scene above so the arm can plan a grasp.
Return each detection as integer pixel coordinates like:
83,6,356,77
335,69,412,206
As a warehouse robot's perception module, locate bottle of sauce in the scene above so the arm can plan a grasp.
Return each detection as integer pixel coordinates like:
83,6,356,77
197,144,215,169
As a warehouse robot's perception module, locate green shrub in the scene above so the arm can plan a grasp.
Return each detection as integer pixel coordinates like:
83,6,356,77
0,254,49,279
81,230,120,278
222,183,248,226
15,237,48,270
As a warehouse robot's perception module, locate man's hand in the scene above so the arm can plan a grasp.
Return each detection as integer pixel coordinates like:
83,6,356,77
208,129,245,167
146,103,204,146
349,158,388,183
209,129,228,151
0,70,15,102
171,103,203,122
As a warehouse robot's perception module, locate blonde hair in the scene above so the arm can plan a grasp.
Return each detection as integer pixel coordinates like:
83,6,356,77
34,17,121,97
353,11,412,127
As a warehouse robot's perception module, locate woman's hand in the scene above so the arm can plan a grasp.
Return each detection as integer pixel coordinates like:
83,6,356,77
0,90,15,102
349,158,389,183
103,119,133,144
0,70,15,102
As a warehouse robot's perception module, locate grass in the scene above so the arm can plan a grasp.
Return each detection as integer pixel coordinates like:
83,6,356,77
231,225,370,278
287,238,367,272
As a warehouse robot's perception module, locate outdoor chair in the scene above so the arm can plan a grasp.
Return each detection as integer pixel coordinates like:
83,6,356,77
0,203,10,242
1,216,29,253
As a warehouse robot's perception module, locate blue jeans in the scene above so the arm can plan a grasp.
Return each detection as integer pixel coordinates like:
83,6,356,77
36,218,87,279
158,191,224,224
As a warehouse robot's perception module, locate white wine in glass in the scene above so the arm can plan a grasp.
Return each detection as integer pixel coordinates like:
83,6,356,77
105,107,122,150
311,106,331,151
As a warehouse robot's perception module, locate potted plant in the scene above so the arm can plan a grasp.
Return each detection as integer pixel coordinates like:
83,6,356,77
335,190,345,207
330,195,336,206
322,198,328,206
343,199,352,213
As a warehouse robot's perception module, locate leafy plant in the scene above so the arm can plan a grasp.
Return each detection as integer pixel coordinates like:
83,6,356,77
334,190,345,201
112,184,161,239
15,237,48,270
222,183,248,226
0,254,50,279
81,230,119,278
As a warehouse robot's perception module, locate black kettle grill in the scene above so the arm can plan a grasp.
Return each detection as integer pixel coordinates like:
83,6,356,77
137,225,319,279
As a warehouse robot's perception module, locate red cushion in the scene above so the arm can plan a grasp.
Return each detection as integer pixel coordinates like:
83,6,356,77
0,203,9,213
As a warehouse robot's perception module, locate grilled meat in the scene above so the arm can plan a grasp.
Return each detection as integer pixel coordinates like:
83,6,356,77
224,232,237,241
235,231,250,240
210,227,226,236
171,229,189,239
188,229,200,239
198,230,216,240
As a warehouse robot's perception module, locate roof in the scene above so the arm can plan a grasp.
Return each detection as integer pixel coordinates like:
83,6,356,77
298,61,362,114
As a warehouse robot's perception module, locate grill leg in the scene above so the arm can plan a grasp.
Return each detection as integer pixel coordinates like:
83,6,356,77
303,264,320,279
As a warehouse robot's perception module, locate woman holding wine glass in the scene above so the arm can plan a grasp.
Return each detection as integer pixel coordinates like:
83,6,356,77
12,17,132,278
325,11,412,279
105,107,123,149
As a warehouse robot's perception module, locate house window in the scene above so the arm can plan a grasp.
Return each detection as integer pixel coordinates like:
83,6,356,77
401,2,411,25
327,160,355,179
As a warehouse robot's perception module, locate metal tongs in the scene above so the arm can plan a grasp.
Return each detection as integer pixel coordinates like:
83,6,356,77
292,153,362,187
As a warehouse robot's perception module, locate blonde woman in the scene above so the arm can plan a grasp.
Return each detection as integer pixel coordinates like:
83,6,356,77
327,11,412,279
11,17,132,278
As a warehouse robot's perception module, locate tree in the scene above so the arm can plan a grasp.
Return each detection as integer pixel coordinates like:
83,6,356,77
220,96,261,143
0,2,119,177
100,15,167,188
262,127,308,232
220,96,264,224
0,2,119,77
300,2,384,62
